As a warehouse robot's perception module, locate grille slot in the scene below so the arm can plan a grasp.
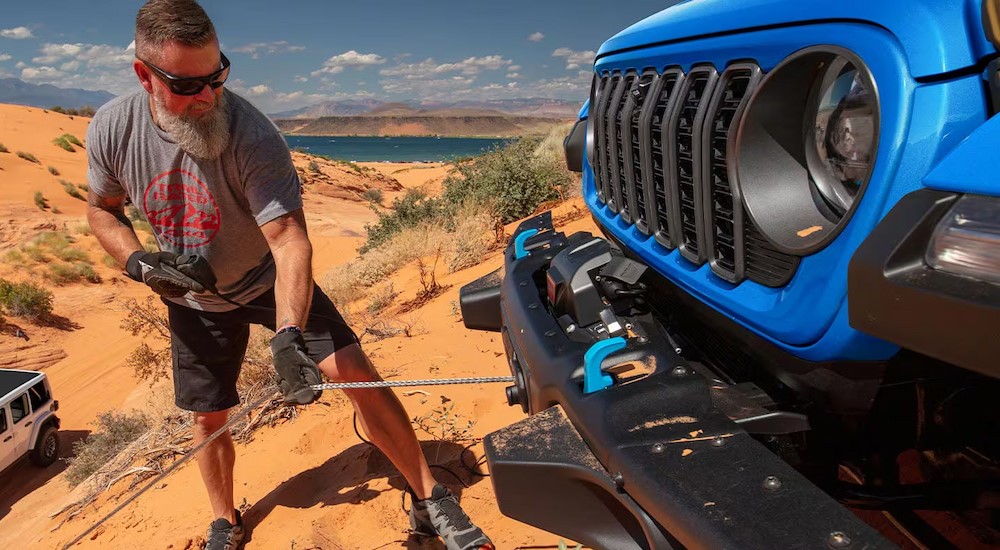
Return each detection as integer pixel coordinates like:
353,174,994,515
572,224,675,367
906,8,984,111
591,62,798,287
703,64,758,282
612,72,638,220
647,69,683,248
592,74,612,203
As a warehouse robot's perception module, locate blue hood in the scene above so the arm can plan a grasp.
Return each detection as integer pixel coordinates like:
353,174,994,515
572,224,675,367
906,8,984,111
598,0,995,78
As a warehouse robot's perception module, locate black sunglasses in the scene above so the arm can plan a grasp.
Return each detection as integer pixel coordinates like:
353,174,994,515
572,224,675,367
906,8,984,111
140,52,231,96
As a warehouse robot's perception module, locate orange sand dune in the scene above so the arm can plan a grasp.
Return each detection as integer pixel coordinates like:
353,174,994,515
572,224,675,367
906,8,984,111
0,103,596,549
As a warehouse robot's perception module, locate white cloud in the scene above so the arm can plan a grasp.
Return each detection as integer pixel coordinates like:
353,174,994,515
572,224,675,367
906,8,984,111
552,47,595,71
33,43,133,68
294,76,308,83
1,27,34,40
22,66,66,80
232,41,305,60
508,65,521,71
379,55,512,80
528,32,544,42
19,41,139,94
311,50,386,76
247,84,271,96
0,53,11,62
506,72,520,79
15,61,26,69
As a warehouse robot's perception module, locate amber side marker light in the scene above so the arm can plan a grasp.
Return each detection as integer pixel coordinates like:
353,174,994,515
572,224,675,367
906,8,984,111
986,0,1000,49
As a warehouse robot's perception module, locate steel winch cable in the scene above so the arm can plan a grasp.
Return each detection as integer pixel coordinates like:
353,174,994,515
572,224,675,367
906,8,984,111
60,375,513,549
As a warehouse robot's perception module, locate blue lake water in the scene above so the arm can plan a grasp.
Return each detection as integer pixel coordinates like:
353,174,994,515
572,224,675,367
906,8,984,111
284,135,511,162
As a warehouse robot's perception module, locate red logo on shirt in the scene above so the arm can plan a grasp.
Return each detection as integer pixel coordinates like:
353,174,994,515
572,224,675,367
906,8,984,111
143,169,221,248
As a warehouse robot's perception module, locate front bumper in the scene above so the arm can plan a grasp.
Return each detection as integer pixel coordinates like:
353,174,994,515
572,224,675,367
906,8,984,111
463,212,891,549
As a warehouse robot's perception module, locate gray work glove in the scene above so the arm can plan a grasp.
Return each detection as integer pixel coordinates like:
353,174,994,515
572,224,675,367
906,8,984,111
125,251,217,298
270,329,323,405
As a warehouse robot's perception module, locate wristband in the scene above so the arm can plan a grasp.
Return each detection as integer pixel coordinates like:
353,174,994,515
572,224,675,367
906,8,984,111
275,325,302,336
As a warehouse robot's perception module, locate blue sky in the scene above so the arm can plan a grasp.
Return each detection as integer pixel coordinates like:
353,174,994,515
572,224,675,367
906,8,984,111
0,0,679,113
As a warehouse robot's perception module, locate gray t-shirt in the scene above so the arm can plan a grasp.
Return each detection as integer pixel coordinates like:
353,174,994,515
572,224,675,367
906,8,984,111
87,89,302,311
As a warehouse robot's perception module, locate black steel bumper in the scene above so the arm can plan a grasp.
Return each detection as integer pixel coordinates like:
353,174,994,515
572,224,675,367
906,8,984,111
461,212,892,549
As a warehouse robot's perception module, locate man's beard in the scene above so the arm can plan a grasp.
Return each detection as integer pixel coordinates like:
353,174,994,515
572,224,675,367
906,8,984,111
153,91,231,160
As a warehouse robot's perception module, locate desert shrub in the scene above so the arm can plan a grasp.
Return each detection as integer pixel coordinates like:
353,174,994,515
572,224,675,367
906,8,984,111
360,189,450,253
77,183,89,193
308,160,321,173
53,247,89,263
361,188,383,205
102,254,119,268
52,136,75,152
4,250,24,264
23,245,47,262
45,262,98,285
63,133,84,147
62,180,84,200
0,279,54,319
0,143,8,153
132,219,153,233
442,137,572,224
120,296,172,384
125,204,144,221
33,191,49,210
65,411,151,486
366,282,396,314
18,151,39,163
48,166,60,176
72,223,92,236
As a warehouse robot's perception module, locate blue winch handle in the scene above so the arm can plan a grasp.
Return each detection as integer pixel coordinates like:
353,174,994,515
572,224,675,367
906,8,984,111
514,229,539,260
583,337,626,394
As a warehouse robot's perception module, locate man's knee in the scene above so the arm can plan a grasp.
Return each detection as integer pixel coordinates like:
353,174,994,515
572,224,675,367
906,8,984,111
318,343,378,382
193,409,229,435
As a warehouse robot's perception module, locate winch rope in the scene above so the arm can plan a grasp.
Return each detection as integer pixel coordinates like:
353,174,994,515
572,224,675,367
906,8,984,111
61,375,513,549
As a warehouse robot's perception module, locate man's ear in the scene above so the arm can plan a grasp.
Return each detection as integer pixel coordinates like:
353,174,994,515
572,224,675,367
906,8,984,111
134,59,154,94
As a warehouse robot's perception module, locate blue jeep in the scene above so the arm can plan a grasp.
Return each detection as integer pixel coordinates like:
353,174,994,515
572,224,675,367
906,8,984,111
461,0,1000,547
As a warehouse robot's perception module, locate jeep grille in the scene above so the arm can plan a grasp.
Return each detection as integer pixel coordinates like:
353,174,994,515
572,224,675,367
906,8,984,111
592,63,799,287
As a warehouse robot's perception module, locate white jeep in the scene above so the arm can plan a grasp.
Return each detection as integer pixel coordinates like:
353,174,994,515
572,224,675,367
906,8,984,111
0,368,60,473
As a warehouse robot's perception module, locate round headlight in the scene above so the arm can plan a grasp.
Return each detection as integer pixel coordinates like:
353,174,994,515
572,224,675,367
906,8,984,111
808,61,877,217
734,47,879,255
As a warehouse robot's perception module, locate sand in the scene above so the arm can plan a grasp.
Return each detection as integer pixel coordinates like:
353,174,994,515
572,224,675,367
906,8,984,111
0,103,598,549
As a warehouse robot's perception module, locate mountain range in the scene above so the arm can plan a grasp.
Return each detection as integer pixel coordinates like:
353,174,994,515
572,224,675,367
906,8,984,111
268,98,582,119
0,78,115,111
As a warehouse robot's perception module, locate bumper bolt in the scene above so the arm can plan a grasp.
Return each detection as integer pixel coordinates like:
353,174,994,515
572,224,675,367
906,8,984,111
711,436,726,447
566,324,576,333
672,366,688,377
827,532,851,548
637,336,648,344
651,442,665,454
763,475,782,492
612,471,625,490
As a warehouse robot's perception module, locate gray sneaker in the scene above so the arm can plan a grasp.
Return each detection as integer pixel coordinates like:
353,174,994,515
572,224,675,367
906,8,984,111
410,484,494,550
205,509,245,550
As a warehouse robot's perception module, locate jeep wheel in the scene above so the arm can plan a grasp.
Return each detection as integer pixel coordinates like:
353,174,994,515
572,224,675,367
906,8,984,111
29,424,59,467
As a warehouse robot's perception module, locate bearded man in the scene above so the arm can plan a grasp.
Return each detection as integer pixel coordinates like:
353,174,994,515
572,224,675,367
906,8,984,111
85,2,494,549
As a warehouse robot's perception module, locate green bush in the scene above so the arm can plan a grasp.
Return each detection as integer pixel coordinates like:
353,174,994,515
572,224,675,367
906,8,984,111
17,151,39,163
47,166,60,176
360,189,450,253
52,136,75,152
361,188,384,205
442,137,571,224
33,191,49,210
62,133,84,147
62,180,84,200
65,411,151,486
308,160,321,173
0,279,54,319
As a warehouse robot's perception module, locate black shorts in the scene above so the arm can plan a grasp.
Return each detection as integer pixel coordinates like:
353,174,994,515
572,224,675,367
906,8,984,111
165,284,357,412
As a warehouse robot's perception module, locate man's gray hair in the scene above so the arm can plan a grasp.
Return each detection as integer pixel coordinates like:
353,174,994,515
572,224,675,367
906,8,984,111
135,0,216,63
